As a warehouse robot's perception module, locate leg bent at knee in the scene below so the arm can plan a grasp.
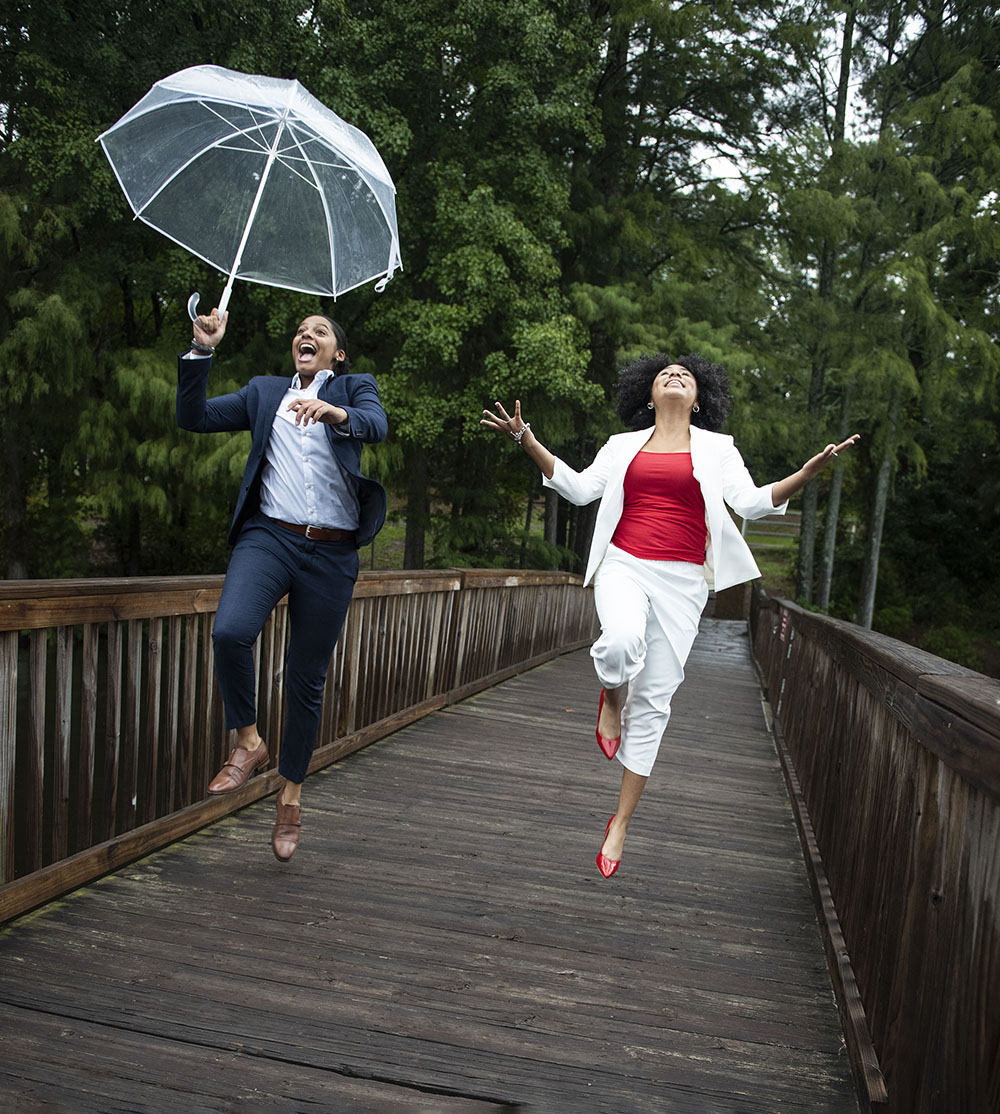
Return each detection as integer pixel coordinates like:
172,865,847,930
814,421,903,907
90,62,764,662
590,627,646,689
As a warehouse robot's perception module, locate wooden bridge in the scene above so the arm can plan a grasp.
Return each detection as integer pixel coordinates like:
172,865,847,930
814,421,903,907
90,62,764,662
0,572,997,1113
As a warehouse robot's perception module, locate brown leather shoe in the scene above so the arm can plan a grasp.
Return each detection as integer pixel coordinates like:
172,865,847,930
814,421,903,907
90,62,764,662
207,741,269,794
272,792,301,862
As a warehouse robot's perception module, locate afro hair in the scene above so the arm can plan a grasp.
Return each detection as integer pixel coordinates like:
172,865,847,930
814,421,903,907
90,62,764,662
615,352,732,432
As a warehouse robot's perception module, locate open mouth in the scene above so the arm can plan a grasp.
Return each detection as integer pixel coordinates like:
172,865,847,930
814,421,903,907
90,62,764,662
297,342,317,359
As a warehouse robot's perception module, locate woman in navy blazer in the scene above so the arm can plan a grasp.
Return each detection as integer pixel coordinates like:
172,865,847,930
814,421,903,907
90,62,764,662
178,308,388,861
484,352,857,877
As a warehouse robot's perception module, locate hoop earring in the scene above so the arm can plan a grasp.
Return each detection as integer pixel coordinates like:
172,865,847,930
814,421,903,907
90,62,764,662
646,401,654,409
692,404,700,413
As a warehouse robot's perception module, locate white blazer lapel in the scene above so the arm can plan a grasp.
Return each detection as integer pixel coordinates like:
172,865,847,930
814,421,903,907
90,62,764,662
689,425,725,588
690,426,724,533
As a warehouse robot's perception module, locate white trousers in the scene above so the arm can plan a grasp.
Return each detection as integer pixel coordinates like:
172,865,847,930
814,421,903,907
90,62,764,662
590,545,709,776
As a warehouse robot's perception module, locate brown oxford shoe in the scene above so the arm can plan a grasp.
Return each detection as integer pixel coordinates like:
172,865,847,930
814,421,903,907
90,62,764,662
207,741,269,794
272,791,302,862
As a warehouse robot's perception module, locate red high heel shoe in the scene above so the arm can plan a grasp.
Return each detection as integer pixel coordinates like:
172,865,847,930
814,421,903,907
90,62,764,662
596,815,621,878
596,689,621,760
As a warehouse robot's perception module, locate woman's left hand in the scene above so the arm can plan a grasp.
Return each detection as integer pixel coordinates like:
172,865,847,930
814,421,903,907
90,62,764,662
287,399,348,427
771,434,861,507
802,434,861,479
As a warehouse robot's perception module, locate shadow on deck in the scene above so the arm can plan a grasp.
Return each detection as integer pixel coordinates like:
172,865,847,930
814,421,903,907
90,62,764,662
0,619,857,1114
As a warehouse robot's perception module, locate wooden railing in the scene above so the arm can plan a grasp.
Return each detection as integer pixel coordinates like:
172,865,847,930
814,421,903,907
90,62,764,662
0,569,598,922
750,588,999,1114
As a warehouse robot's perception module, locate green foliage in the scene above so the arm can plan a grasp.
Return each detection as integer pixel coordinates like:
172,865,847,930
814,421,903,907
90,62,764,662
0,0,996,679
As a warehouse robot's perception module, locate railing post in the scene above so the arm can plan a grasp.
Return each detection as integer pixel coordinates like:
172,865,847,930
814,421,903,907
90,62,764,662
0,570,596,923
748,584,1000,1114
0,631,17,885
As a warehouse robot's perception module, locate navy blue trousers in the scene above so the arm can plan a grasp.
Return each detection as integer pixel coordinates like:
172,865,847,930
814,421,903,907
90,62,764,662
211,514,359,784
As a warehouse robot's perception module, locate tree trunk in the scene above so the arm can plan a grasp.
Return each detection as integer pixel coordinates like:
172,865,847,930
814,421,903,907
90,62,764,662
403,446,428,570
116,506,142,576
544,489,558,546
592,10,631,204
570,502,597,576
1,420,28,578
518,486,533,567
121,277,137,348
556,496,569,567
857,389,900,629
796,4,856,603
816,387,852,609
796,462,819,602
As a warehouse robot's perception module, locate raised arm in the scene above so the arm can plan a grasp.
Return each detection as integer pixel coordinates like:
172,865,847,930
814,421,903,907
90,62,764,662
481,400,556,480
176,307,251,433
770,435,861,506
190,307,228,355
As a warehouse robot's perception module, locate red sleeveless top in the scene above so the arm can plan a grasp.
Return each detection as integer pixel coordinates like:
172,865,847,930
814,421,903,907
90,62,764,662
611,451,707,563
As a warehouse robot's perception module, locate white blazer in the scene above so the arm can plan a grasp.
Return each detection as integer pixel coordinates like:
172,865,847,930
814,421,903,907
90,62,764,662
542,424,787,591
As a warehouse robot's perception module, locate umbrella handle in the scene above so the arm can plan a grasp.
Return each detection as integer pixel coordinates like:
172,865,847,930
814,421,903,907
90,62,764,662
187,292,201,322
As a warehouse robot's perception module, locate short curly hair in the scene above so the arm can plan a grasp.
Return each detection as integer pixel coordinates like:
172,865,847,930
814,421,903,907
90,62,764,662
615,352,732,432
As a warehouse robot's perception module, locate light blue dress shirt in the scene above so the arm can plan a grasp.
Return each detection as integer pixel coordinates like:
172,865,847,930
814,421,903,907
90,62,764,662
258,370,360,530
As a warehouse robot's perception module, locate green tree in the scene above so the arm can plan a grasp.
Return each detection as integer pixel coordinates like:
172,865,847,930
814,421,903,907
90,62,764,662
849,1,1000,626
754,1,999,627
0,0,324,575
301,0,604,568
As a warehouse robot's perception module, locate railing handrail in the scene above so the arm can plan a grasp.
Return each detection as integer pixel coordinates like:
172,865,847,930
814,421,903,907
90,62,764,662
0,569,599,923
749,587,999,1114
753,590,1000,799
0,568,581,631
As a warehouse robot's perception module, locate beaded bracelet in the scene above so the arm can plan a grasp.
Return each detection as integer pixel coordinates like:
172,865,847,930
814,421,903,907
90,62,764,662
190,340,215,355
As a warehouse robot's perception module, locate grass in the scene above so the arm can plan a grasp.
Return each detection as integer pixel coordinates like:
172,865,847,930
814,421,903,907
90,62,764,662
752,545,798,600
361,516,407,572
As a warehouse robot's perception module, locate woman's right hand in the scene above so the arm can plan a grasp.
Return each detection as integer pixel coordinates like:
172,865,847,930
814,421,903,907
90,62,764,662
193,308,228,349
482,399,555,478
481,399,528,441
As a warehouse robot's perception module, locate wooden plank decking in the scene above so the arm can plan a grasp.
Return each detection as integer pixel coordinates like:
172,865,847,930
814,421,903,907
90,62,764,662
0,619,858,1113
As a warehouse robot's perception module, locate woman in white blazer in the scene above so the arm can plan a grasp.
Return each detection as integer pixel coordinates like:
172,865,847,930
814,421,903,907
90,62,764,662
483,352,857,878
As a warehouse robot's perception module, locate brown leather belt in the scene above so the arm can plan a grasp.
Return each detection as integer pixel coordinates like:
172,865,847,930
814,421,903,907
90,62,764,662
267,517,356,544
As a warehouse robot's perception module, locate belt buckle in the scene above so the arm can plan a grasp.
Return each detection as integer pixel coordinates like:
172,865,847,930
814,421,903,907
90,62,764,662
304,524,319,540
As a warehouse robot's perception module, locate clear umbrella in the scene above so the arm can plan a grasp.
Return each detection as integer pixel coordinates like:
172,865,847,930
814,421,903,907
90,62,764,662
98,65,402,319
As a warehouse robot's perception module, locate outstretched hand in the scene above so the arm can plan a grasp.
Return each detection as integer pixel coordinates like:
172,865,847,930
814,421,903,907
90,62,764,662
802,434,861,480
771,434,861,507
481,399,528,441
193,307,228,348
481,398,555,479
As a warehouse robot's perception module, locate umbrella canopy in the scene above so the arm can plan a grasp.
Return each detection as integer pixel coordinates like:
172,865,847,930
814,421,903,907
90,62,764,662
98,65,402,315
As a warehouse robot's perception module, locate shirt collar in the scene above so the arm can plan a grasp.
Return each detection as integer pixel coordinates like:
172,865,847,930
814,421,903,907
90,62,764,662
290,368,336,390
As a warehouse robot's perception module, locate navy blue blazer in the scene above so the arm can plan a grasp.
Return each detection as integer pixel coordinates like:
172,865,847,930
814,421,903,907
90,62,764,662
176,355,388,548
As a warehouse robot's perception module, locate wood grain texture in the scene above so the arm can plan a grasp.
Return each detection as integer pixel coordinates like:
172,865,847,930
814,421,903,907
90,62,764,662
0,623,858,1114
0,631,16,883
0,573,598,911
750,588,1000,1114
